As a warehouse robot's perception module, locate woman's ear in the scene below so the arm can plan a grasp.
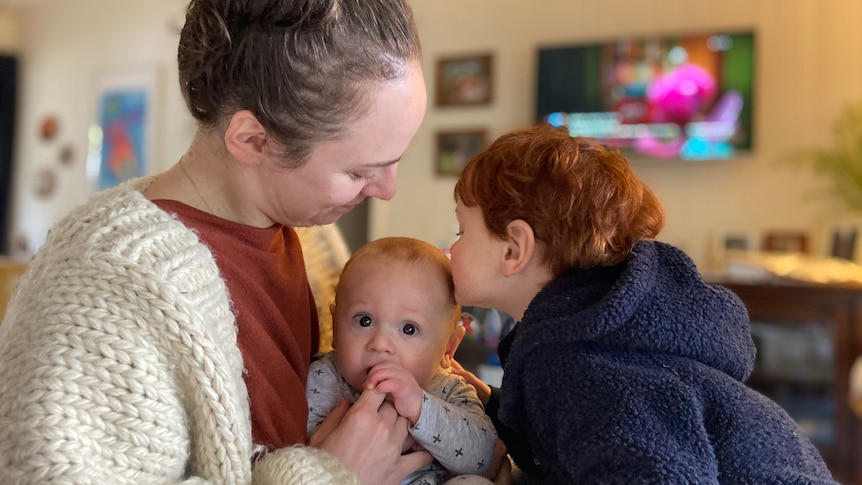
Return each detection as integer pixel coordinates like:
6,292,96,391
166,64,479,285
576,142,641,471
501,219,537,277
441,323,467,368
224,110,268,166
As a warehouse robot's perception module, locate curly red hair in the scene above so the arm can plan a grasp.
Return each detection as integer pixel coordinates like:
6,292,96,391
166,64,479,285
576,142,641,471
454,124,665,276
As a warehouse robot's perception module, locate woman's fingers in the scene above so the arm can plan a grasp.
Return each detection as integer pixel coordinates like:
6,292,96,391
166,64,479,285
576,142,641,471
308,398,350,447
311,388,430,484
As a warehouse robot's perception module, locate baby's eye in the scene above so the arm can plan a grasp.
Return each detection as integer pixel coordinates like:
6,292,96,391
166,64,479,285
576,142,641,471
354,314,373,327
455,228,463,236
400,322,419,336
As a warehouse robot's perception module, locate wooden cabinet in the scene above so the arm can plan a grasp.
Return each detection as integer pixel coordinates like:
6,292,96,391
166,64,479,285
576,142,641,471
0,258,26,322
720,281,862,484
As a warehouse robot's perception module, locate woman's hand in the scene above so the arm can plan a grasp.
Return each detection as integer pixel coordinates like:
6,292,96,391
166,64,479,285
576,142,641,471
309,388,433,485
450,360,492,405
489,438,512,484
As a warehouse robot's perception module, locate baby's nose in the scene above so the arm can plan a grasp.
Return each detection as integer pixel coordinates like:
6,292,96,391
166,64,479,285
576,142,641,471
367,330,394,354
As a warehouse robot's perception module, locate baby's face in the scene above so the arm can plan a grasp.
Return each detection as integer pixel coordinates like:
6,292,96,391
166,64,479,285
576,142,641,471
332,258,456,391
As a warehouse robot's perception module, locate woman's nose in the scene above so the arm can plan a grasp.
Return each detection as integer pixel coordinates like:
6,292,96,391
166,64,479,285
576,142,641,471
362,163,398,201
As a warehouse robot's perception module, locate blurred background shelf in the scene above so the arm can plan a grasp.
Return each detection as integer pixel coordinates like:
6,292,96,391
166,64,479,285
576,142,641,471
720,281,862,484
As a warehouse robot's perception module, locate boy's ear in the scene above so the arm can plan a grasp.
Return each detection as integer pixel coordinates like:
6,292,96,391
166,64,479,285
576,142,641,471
501,219,536,277
441,323,467,368
224,110,268,166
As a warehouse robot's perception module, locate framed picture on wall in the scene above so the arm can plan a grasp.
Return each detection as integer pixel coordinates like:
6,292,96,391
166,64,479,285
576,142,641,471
435,54,493,107
809,217,862,263
763,230,810,254
712,228,759,268
87,67,158,191
819,219,862,262
435,129,487,176
830,226,858,261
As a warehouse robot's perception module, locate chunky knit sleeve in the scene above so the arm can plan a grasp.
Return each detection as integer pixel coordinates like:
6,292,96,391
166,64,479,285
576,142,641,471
0,180,355,485
0,183,253,484
252,446,359,484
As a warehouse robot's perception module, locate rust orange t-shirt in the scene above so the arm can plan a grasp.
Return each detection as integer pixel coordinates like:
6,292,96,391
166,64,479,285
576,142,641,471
153,200,319,449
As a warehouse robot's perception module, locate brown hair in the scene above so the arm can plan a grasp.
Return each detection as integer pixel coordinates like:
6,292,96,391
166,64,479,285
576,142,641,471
454,124,665,277
337,237,460,328
178,0,421,165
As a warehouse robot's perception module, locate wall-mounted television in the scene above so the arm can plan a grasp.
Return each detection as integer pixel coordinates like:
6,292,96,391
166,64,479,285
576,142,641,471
536,31,755,161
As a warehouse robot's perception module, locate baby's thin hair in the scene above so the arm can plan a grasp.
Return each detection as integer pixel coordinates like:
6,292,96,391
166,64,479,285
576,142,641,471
338,237,460,327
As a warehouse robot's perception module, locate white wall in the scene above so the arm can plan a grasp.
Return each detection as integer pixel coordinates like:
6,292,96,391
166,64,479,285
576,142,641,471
8,0,192,252
5,0,862,270
0,10,20,51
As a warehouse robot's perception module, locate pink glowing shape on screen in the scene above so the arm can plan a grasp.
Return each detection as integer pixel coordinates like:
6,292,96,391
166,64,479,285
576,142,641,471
647,63,717,125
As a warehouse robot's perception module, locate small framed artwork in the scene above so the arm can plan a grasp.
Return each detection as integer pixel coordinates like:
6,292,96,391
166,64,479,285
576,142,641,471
435,54,493,107
830,226,858,261
721,231,757,252
712,228,758,268
762,230,810,254
33,166,57,199
810,217,862,262
39,114,59,141
59,143,75,166
822,220,862,262
87,67,158,191
435,129,487,176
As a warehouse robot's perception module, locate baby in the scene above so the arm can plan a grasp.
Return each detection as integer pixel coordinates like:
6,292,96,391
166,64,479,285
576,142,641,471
306,236,497,484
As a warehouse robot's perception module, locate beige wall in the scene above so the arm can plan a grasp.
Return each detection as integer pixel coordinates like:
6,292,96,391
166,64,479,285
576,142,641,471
394,0,862,269
7,0,191,252
5,0,862,269
0,11,20,52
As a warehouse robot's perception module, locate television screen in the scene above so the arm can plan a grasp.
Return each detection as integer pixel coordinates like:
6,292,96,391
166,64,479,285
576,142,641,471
536,31,755,161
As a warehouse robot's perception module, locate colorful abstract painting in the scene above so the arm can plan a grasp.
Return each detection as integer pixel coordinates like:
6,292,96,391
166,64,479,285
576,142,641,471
97,88,148,190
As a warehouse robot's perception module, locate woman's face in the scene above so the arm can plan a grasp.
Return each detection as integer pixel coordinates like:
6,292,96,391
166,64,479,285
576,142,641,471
260,61,427,227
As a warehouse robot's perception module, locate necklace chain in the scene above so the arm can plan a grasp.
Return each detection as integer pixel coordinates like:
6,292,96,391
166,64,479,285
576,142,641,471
179,158,215,214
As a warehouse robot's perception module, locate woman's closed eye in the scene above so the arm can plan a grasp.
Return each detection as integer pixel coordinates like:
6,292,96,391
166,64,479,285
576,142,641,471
349,171,375,182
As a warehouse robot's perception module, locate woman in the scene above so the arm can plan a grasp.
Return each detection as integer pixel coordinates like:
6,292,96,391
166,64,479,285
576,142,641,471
0,0,428,483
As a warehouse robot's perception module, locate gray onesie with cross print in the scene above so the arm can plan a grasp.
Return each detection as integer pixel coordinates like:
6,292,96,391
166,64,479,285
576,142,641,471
306,351,497,484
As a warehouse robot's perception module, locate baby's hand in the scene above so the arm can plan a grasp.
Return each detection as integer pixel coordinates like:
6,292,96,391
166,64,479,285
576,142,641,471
366,362,423,425
451,360,491,405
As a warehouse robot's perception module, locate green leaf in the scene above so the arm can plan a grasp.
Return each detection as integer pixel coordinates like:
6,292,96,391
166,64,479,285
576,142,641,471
779,105,862,211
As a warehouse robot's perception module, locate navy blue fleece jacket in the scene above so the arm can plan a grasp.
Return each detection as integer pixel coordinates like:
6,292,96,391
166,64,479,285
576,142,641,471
494,240,835,484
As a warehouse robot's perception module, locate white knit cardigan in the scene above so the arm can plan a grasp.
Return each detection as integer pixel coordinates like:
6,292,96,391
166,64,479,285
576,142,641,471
0,178,357,485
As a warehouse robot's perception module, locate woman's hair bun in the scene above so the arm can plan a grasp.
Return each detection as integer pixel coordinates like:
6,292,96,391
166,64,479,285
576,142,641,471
179,0,420,161
231,0,338,32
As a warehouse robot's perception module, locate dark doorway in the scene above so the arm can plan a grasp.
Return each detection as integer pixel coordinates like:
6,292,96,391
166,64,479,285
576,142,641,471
0,55,17,255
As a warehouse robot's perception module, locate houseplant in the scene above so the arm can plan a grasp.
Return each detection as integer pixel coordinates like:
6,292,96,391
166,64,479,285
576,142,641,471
788,104,862,212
